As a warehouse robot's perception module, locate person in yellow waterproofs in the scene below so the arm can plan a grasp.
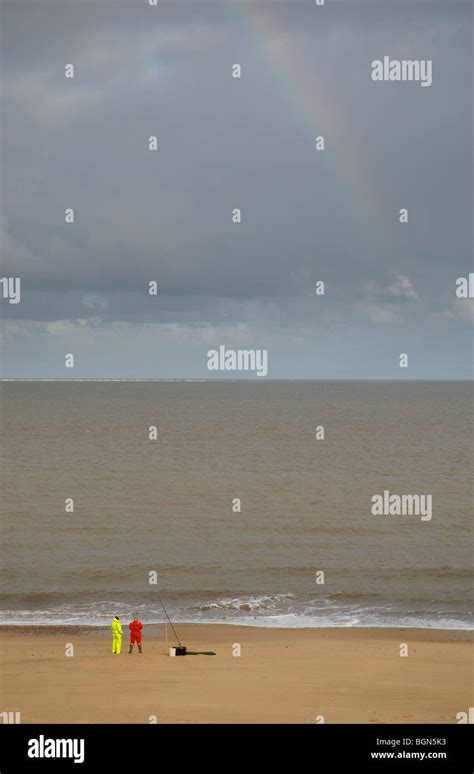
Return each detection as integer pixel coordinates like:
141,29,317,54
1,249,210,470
111,615,122,654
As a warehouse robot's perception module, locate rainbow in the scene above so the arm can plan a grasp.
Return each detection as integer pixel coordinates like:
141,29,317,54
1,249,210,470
231,0,381,229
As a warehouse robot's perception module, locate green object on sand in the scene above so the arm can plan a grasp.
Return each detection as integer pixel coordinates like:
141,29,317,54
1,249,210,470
185,651,216,656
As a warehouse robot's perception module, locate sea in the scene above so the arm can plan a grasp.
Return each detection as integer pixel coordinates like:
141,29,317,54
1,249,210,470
0,380,472,629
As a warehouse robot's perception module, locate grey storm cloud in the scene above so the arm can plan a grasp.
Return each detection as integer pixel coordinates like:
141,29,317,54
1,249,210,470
0,0,472,378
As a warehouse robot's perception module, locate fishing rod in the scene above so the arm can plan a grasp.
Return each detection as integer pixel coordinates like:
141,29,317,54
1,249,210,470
154,591,216,656
155,590,182,647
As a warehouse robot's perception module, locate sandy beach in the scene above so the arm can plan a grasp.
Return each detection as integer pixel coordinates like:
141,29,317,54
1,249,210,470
1,625,472,724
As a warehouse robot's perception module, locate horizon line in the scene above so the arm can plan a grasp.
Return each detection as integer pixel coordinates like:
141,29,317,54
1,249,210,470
1,378,473,383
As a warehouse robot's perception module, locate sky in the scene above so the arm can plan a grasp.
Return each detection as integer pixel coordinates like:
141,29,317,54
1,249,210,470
0,0,472,379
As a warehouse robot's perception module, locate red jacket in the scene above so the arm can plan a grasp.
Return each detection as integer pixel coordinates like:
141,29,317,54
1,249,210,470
129,620,143,634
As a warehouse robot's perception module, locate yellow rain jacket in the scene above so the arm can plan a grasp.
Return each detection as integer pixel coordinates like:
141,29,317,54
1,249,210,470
111,617,122,654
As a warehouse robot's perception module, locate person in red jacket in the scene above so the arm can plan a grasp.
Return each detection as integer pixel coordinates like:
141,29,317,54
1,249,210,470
128,617,143,653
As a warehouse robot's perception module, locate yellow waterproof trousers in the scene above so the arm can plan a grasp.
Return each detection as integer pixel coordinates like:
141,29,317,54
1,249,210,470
112,634,122,654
